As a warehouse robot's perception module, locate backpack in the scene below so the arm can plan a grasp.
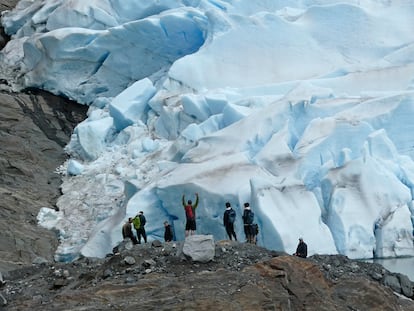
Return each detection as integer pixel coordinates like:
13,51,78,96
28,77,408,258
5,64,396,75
185,205,194,219
246,210,254,225
228,209,236,223
139,214,146,227
132,216,141,230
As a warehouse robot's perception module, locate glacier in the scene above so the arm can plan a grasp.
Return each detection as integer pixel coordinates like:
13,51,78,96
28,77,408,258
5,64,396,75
1,0,414,261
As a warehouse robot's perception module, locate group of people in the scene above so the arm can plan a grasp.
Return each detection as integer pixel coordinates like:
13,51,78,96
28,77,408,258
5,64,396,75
122,211,175,244
122,193,308,258
222,201,259,244
183,194,308,256
121,211,147,245
183,194,258,244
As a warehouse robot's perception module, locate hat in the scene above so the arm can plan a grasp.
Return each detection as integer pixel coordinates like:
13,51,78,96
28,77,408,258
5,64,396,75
225,202,231,208
243,202,250,207
139,211,144,214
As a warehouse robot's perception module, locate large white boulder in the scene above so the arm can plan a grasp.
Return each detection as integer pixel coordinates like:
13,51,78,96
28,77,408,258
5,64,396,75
183,235,215,263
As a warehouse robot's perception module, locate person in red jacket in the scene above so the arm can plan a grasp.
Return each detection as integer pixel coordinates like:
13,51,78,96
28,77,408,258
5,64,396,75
182,193,199,237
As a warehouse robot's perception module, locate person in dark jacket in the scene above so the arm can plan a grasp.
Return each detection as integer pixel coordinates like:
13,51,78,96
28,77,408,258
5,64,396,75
242,202,254,243
164,221,174,242
294,237,308,258
223,202,237,241
182,193,199,237
136,211,147,243
122,217,138,244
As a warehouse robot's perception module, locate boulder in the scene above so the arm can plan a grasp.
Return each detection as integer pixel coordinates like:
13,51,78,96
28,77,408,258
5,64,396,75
398,274,413,297
183,235,215,263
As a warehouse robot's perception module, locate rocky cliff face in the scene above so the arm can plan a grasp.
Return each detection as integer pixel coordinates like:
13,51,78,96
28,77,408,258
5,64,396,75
0,89,87,271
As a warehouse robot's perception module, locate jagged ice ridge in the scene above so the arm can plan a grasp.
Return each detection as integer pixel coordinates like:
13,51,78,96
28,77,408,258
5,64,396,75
1,0,414,261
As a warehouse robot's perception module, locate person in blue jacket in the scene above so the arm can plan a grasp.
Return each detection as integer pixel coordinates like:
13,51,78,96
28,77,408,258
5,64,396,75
223,202,237,241
294,237,308,258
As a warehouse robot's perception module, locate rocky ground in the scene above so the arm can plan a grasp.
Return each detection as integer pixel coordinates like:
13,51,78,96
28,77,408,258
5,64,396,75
0,239,414,311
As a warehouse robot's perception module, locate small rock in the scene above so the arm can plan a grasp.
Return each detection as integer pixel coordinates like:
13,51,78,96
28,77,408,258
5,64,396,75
125,241,134,250
350,263,359,272
143,259,156,268
32,256,48,265
371,272,383,281
124,256,136,265
0,293,7,306
323,263,331,271
32,295,43,302
103,269,113,279
63,270,70,278
53,279,69,289
53,270,62,277
125,277,136,284
152,240,162,247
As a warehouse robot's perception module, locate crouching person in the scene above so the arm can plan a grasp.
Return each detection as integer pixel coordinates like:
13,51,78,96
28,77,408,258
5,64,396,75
122,217,138,244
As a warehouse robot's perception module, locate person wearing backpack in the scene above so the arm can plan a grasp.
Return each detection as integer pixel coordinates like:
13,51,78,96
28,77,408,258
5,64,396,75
182,193,199,237
242,202,255,243
136,211,147,244
132,214,141,242
164,220,174,242
223,202,237,241
294,237,308,258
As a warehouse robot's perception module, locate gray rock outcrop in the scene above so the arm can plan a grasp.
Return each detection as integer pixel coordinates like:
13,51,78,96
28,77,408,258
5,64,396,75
0,90,87,271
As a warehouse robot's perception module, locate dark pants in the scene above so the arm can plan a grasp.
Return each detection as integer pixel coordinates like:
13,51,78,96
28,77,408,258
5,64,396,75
244,224,254,243
136,228,147,243
124,233,138,245
122,224,138,245
185,218,196,231
225,223,237,241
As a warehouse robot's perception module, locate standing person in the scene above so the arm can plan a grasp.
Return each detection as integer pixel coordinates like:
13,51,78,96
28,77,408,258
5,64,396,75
136,211,147,243
182,193,199,237
122,217,138,244
164,220,174,242
132,213,141,242
223,202,237,241
251,223,259,245
294,237,308,258
242,202,254,243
